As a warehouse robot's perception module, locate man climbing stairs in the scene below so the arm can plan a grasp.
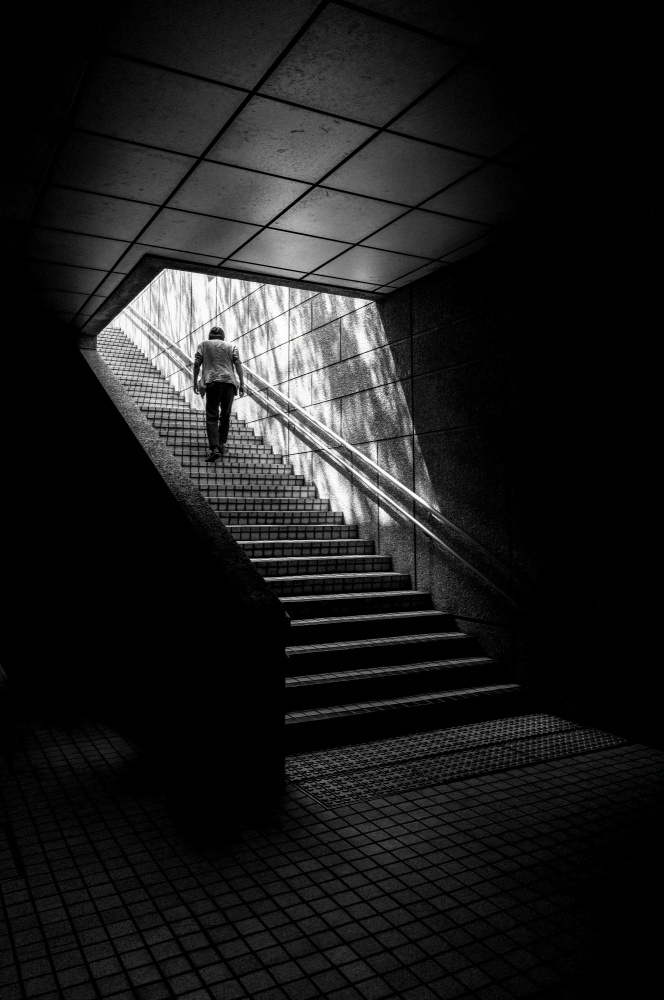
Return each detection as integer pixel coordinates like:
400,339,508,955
97,327,523,752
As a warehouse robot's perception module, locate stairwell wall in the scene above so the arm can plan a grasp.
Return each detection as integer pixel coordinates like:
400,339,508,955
113,261,529,683
105,239,636,735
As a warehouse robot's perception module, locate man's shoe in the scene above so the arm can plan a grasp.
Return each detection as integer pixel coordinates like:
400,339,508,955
205,449,220,462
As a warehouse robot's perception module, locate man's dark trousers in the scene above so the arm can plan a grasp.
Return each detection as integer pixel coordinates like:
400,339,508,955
205,381,236,449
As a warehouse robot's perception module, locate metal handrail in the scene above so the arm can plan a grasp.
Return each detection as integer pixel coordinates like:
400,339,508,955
244,367,526,611
126,305,192,367
124,307,198,394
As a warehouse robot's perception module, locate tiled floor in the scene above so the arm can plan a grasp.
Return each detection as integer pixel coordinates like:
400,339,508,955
1,688,663,1000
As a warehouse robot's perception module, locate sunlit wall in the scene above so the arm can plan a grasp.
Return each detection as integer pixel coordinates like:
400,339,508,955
110,269,436,583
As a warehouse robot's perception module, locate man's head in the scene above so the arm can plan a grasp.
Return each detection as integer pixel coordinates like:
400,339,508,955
209,326,225,340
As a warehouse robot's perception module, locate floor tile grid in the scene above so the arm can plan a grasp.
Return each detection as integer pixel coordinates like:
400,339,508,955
1,722,260,999
1,726,190,1000
1,720,524,1000
184,748,656,996
2,719,425,1000
1,716,664,995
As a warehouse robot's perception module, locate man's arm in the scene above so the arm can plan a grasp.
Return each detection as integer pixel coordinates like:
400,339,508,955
234,357,245,396
193,346,203,394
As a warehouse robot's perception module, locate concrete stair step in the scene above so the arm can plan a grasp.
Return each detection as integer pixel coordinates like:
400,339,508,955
120,379,182,387
108,369,169,377
153,418,249,428
218,511,344,525
128,392,186,400
207,497,331,512
227,524,358,540
280,590,432,619
155,429,262,443
159,431,261,442
183,464,293,477
287,609,456,644
254,554,391,577
128,395,186,402
179,457,291,471
132,401,189,409
148,421,255,436
200,484,317,498
142,408,246,423
285,631,481,675
162,438,273,457
284,684,524,753
267,571,410,597
285,657,507,710
239,539,373,558
182,452,279,464
190,470,304,486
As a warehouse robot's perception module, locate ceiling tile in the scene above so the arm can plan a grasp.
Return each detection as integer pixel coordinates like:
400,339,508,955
25,229,129,270
25,260,107,294
362,209,489,258
140,208,260,258
441,232,499,263
228,228,351,272
385,261,446,287
389,56,534,156
222,261,306,280
272,188,406,242
169,161,309,225
34,188,156,241
76,295,107,318
260,4,464,126
51,132,194,202
73,55,245,156
313,246,429,285
37,289,95,314
105,0,318,90
421,163,532,225
207,97,375,183
323,133,481,205
114,243,223,274
95,272,127,297
352,0,498,45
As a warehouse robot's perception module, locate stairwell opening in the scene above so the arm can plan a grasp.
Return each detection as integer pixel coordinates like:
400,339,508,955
98,267,524,754
104,267,438,569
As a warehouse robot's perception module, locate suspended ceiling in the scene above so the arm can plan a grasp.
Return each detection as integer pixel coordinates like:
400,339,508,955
7,1,538,333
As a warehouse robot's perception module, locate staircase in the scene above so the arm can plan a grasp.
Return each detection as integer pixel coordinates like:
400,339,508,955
98,327,523,752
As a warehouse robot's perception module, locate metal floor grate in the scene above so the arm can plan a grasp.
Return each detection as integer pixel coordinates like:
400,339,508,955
286,714,628,806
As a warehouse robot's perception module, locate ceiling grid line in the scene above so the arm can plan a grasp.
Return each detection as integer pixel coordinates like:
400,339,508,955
68,0,336,324
15,1,537,328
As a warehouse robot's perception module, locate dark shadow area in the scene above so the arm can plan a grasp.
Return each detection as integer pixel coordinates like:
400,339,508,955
375,204,655,751
0,264,287,833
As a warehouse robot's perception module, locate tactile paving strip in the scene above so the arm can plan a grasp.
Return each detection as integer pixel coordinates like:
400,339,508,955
286,714,628,805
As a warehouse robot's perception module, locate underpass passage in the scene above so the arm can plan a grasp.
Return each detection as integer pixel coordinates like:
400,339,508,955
98,326,523,752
